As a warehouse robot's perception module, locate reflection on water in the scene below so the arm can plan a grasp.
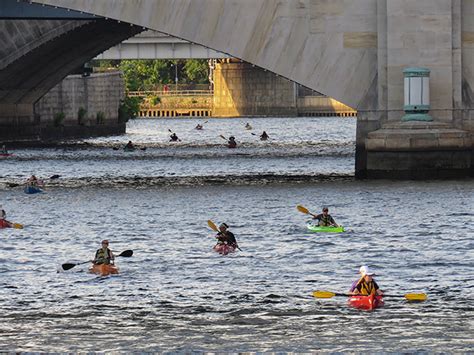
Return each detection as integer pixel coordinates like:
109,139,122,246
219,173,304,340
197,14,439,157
0,118,472,352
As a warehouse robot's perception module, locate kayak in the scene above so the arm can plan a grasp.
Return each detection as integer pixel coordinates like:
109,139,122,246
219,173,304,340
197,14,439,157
0,153,12,158
123,147,135,152
348,294,384,310
307,224,345,233
24,186,43,194
89,264,119,276
0,220,23,229
213,244,236,255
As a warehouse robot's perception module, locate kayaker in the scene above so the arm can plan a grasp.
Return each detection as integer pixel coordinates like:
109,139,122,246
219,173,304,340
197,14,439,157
260,131,269,141
228,136,237,148
215,223,239,249
245,122,252,130
1,144,7,154
26,175,42,187
92,240,115,265
0,207,13,228
124,140,135,150
170,133,180,142
350,265,383,296
311,207,339,227
195,124,203,130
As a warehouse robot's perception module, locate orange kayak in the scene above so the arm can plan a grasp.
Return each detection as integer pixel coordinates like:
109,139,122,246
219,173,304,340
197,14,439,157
89,264,119,276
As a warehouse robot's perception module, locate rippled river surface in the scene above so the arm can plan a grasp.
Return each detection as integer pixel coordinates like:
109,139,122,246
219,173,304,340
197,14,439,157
0,117,473,352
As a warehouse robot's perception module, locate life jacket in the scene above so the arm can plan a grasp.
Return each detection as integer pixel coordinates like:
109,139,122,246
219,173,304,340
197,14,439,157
216,231,237,247
95,248,112,264
316,213,333,226
356,279,379,295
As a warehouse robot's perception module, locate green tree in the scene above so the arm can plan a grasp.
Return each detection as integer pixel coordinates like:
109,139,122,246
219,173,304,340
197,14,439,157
94,59,209,91
184,59,209,83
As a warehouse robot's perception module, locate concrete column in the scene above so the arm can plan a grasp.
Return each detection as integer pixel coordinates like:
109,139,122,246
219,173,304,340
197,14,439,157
212,60,297,117
363,0,472,178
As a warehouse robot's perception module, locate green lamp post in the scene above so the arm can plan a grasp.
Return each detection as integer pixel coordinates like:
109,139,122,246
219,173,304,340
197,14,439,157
402,67,432,121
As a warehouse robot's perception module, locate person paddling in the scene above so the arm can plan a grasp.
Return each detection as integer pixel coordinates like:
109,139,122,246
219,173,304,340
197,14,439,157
170,133,180,142
260,131,269,141
26,175,43,188
245,122,252,130
350,265,383,296
1,144,8,154
92,240,115,265
227,136,237,148
215,223,239,249
195,124,203,130
124,140,135,151
311,207,339,227
0,207,13,228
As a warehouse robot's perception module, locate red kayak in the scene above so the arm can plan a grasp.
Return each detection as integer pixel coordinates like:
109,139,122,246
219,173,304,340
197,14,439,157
213,244,236,255
0,153,12,158
348,294,384,310
0,219,10,228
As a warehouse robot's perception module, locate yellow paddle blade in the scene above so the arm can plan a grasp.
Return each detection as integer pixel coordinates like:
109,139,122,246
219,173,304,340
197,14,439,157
297,205,310,214
313,291,336,298
13,223,23,229
207,220,218,232
405,293,427,301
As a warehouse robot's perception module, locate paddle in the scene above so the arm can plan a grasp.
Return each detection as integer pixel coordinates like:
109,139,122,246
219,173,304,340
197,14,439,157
313,290,427,301
12,222,23,229
296,205,318,218
207,220,242,251
7,175,59,188
61,249,134,271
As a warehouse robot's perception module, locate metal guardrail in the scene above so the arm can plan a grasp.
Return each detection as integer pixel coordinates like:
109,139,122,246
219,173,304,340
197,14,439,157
127,90,213,97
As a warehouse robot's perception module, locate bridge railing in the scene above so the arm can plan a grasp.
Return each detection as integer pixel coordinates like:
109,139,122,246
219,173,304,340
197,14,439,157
127,90,213,97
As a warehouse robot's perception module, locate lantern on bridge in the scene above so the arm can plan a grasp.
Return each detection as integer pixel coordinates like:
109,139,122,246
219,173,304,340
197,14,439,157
402,67,432,121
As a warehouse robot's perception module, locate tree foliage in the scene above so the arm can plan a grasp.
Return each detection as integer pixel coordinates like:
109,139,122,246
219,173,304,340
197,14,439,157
93,59,209,91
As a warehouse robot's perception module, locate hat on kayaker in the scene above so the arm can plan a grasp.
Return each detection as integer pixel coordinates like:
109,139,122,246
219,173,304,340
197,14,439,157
219,223,229,229
359,265,375,276
101,239,109,245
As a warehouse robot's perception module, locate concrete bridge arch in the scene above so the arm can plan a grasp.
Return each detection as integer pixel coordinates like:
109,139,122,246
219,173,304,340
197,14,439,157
2,0,473,178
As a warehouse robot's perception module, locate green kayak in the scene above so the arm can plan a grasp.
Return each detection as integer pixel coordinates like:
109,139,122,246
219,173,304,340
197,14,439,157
306,224,345,233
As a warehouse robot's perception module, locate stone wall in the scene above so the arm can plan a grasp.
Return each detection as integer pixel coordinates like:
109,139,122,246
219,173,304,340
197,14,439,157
212,61,297,117
0,71,126,142
35,71,125,126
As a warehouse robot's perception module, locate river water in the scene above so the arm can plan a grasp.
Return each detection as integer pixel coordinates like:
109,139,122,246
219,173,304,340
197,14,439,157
0,117,472,352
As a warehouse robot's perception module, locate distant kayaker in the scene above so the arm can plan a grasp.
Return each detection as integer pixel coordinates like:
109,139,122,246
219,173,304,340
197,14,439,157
124,140,135,150
26,175,42,187
92,240,115,265
215,223,239,249
228,136,237,149
350,265,383,296
1,144,7,154
170,133,180,142
0,207,13,228
260,131,269,141
311,207,339,227
245,123,252,130
195,124,203,130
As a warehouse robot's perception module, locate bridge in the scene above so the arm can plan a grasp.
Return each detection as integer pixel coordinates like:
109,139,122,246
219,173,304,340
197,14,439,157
95,31,229,60
0,0,472,179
